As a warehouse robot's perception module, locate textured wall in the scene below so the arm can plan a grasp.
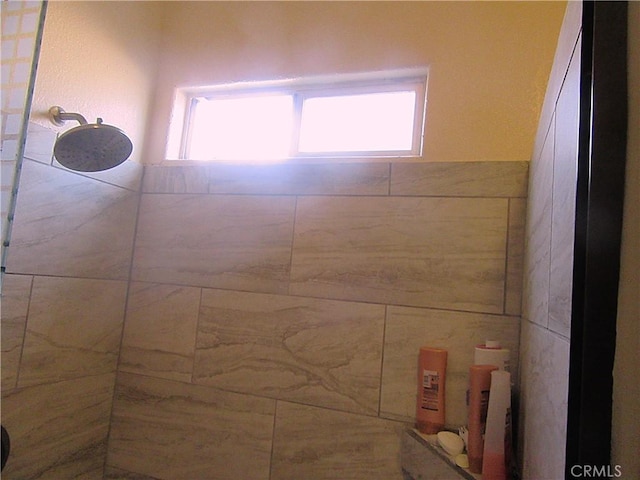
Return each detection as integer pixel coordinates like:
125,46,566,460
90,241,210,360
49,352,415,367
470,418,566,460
28,0,163,164
147,1,566,164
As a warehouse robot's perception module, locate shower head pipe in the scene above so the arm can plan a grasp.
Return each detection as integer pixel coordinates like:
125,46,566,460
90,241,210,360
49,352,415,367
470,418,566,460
49,106,88,127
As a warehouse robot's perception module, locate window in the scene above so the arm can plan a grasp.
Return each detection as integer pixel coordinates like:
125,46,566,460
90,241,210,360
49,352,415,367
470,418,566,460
168,69,428,162
188,94,294,160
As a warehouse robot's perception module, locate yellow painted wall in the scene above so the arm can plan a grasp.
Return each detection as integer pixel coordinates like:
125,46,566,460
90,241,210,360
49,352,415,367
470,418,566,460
31,0,164,165
147,1,566,163
31,2,565,165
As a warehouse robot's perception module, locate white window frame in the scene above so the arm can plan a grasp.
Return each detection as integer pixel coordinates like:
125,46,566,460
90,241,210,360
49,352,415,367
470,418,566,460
166,68,429,162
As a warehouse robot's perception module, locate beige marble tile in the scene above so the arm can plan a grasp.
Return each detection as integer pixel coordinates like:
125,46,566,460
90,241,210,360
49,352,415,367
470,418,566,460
18,276,127,387
380,306,520,427
120,282,201,382
209,162,390,195
5,160,139,279
132,194,296,293
523,117,554,328
290,196,508,313
142,165,209,193
105,466,161,480
1,373,115,479
390,161,528,198
23,122,56,165
193,289,385,415
549,46,580,339
505,198,527,315
0,273,32,390
271,401,405,480
75,158,144,191
518,320,569,480
108,372,275,480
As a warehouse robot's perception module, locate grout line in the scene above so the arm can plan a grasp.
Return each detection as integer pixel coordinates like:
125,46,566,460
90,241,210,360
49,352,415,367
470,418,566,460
206,164,213,195
135,190,527,200
268,399,279,480
190,286,205,384
286,195,299,296
377,304,388,417
103,174,144,474
12,273,34,390
522,316,571,343
503,198,512,315
545,118,557,331
48,163,143,192
98,277,514,319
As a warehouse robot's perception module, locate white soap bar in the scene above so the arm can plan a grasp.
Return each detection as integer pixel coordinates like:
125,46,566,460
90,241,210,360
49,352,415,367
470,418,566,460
436,431,465,457
455,453,470,469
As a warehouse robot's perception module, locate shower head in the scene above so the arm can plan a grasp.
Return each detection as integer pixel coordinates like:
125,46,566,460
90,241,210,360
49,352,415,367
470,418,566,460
54,123,133,172
49,106,133,172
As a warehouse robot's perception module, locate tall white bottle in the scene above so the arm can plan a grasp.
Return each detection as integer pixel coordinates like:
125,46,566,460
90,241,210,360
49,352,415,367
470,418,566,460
481,370,511,480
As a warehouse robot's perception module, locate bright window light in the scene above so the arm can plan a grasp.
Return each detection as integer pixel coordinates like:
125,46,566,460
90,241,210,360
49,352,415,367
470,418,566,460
299,91,417,153
188,95,293,160
173,69,428,161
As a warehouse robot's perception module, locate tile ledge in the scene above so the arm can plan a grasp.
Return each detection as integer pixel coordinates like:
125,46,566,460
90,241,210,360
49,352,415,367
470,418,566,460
401,428,480,480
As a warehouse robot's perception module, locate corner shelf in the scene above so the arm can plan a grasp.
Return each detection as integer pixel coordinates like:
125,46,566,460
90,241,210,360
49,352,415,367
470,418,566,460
401,429,480,480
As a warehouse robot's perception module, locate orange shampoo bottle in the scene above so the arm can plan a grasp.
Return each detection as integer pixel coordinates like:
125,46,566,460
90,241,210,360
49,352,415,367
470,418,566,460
415,347,447,434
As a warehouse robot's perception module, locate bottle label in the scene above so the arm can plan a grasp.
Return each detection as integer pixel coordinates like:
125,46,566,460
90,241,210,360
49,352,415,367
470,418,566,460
480,389,490,424
421,369,440,411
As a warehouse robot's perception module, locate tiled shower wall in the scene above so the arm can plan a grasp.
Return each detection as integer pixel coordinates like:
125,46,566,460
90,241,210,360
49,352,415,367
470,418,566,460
518,2,580,479
2,146,527,478
1,126,143,478
109,161,527,480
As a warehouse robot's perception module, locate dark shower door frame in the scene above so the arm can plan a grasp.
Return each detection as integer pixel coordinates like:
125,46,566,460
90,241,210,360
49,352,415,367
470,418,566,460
566,1,628,477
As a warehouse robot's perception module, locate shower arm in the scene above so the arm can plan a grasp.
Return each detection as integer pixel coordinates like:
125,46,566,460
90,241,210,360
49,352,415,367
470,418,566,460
49,106,88,127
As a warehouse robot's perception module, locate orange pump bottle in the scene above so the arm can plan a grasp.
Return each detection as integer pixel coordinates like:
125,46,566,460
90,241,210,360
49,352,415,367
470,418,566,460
415,347,447,434
467,364,498,473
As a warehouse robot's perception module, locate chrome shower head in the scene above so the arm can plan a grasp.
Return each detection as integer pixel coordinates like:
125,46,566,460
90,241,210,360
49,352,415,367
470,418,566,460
49,106,133,172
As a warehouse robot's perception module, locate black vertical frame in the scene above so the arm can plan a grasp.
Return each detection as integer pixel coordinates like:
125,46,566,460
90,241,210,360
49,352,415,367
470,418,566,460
566,1,628,477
